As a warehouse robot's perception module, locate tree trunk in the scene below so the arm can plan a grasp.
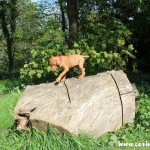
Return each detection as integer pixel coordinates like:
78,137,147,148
67,0,78,49
0,0,17,75
59,0,66,33
7,38,14,74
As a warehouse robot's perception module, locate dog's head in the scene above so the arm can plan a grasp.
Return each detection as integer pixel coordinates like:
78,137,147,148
49,57,58,72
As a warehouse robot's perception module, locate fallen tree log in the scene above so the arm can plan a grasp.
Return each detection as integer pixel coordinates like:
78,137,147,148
14,70,136,138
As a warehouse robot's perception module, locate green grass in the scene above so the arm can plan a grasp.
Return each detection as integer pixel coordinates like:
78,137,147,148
0,71,150,150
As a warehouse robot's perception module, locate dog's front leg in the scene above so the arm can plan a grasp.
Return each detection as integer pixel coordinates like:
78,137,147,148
61,75,66,82
56,67,69,83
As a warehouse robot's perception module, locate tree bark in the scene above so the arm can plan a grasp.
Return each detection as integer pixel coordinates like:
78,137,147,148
0,0,17,75
59,0,66,33
67,0,78,49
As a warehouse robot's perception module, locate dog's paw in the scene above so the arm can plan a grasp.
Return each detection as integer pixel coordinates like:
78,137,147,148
61,78,66,82
61,76,66,82
56,77,61,83
79,76,84,80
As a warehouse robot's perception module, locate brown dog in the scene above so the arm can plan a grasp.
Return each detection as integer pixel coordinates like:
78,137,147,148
49,54,89,82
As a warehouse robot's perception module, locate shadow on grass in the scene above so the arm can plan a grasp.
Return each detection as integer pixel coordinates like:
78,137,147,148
0,79,24,94
126,70,150,97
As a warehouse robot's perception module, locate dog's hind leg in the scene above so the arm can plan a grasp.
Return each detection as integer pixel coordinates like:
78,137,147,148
78,60,85,80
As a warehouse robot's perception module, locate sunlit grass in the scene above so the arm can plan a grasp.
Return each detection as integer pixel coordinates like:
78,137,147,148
0,92,21,129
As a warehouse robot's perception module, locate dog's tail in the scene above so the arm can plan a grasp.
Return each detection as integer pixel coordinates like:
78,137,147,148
83,56,89,59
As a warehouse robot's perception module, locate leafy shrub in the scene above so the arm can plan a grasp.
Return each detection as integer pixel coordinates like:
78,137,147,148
20,45,64,83
20,40,136,83
135,95,150,131
73,40,135,74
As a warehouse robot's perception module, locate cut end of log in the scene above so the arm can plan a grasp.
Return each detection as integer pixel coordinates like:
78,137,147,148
132,83,140,99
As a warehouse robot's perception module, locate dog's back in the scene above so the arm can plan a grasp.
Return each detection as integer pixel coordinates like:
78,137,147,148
66,54,86,67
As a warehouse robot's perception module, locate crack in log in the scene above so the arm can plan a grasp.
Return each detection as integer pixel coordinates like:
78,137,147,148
120,91,133,95
110,74,124,126
18,107,36,118
30,107,36,112
18,113,29,119
64,81,71,103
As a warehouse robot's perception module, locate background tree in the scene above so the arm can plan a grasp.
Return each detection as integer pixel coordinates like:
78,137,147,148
0,0,17,75
67,0,78,48
112,0,150,71
58,0,66,33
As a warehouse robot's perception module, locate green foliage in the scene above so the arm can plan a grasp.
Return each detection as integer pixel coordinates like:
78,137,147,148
72,39,136,75
19,3,66,83
78,16,136,71
14,0,40,69
0,0,150,79
20,18,136,83
20,49,52,83
0,79,23,94
20,43,65,83
136,99,150,130
1,0,138,79
135,90,150,131
20,37,136,83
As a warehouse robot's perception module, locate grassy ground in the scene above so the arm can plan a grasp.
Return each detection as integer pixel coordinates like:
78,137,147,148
0,71,150,150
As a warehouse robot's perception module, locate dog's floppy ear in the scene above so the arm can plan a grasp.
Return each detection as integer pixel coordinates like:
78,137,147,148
49,57,60,66
55,57,60,66
52,57,59,65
